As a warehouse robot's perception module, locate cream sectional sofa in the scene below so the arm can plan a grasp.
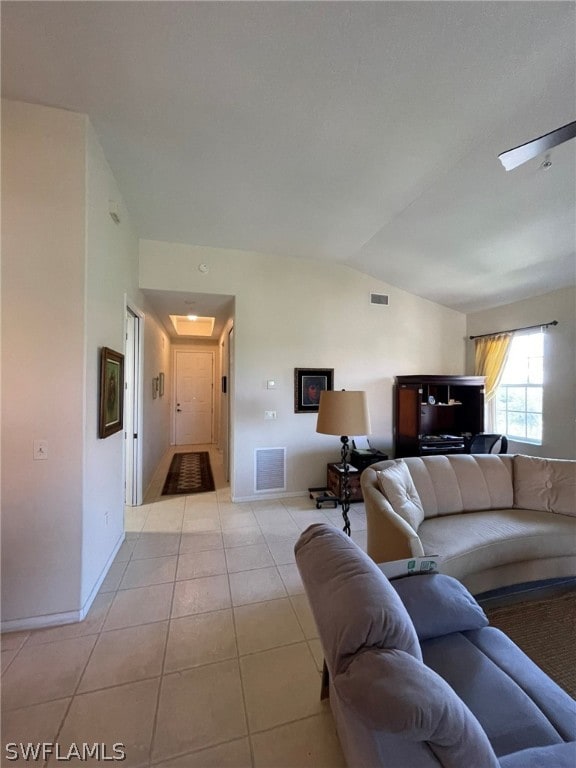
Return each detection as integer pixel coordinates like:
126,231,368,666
361,454,576,594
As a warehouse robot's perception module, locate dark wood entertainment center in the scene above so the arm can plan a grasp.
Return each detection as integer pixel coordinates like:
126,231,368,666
394,375,485,458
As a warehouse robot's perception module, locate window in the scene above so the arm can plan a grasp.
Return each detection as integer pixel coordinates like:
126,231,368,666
495,331,543,444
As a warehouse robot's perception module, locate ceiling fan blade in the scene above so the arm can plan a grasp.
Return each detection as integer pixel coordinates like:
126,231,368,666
498,120,576,171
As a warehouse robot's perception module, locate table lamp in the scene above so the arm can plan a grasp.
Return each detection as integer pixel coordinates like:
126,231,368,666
316,390,371,535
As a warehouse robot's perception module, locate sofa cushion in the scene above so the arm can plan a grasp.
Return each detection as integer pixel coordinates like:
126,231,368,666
402,455,514,518
514,455,576,516
422,629,569,757
449,455,514,511
376,460,425,530
468,627,576,743
498,742,576,767
294,524,422,675
391,573,488,640
338,647,500,768
404,456,465,517
418,508,576,582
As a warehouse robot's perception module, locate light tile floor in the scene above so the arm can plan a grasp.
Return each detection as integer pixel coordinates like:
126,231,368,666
1,445,362,767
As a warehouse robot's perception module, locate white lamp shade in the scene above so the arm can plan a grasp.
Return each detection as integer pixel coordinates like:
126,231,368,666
316,390,371,437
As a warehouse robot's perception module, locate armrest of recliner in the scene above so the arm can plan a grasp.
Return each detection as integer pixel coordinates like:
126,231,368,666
336,647,500,768
362,482,425,563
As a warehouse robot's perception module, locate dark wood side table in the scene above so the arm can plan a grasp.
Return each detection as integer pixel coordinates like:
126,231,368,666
326,463,363,503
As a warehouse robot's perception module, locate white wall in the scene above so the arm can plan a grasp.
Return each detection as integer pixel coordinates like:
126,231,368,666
141,309,172,495
466,286,576,459
140,240,467,500
2,101,86,624
81,121,142,606
140,334,223,498
1,101,170,629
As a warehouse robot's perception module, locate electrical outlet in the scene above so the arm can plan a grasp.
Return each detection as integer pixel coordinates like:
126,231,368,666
33,440,48,461
264,410,277,420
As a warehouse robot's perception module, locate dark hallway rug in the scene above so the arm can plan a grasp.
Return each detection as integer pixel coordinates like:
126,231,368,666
162,451,215,496
484,589,576,698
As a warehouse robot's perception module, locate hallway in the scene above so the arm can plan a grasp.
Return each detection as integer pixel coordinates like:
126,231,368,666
143,443,229,504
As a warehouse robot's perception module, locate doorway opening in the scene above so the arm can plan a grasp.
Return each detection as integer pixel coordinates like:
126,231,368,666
139,288,235,496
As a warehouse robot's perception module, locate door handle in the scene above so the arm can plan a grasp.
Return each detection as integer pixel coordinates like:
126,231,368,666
176,408,182,412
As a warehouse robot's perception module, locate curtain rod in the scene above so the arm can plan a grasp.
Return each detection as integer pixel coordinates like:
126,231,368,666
469,320,558,340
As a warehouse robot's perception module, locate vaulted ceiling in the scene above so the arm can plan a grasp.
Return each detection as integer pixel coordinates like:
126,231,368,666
2,1,575,316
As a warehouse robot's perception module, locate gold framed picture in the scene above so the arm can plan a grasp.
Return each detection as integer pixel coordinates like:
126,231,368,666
99,347,124,438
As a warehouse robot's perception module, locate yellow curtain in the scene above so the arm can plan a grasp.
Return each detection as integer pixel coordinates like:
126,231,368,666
474,333,512,403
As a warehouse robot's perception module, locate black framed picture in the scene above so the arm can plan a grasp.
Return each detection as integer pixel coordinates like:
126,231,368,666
99,347,124,438
294,368,334,413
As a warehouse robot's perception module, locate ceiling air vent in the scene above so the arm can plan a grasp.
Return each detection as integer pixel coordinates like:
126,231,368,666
370,293,389,306
254,447,286,493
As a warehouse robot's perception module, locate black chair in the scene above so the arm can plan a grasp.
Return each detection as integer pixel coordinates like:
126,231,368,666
468,433,508,454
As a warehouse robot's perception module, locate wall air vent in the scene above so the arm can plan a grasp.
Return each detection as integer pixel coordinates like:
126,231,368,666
254,447,286,492
371,293,389,306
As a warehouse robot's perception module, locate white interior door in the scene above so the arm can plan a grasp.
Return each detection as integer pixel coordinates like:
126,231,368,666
175,351,214,445
124,305,143,505
225,327,234,482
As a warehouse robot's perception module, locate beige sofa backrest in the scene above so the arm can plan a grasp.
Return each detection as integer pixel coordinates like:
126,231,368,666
513,455,576,515
369,455,514,520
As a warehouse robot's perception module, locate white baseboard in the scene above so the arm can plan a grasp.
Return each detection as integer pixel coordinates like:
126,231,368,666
0,532,125,634
78,531,126,619
232,491,307,503
0,608,84,634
